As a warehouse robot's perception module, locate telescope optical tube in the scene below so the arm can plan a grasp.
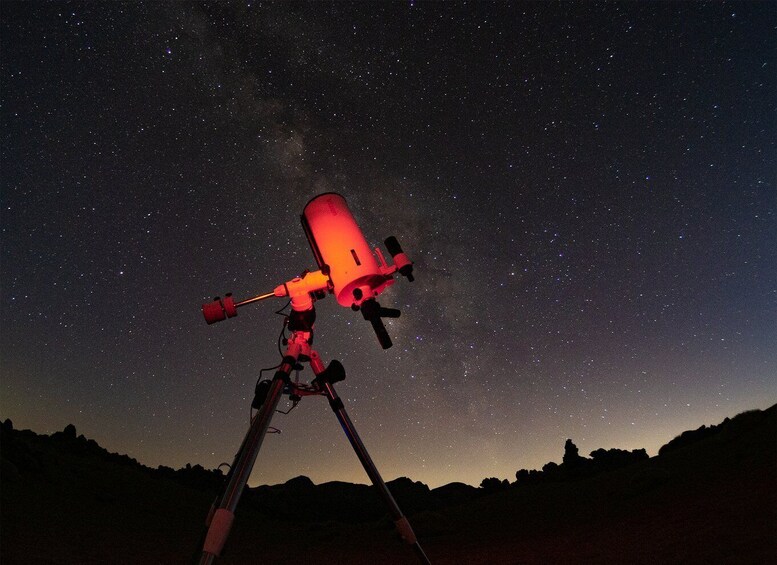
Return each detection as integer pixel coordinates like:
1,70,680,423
301,193,389,307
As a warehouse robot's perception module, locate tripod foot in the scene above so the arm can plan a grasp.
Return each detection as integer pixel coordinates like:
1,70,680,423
394,516,417,544
395,516,432,564
319,379,432,564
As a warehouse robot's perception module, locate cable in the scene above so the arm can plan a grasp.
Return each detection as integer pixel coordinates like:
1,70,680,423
249,312,292,425
277,319,288,358
274,299,291,317
273,299,291,357
275,401,299,415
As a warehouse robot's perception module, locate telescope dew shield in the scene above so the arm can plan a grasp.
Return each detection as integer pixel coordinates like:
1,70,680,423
302,193,390,307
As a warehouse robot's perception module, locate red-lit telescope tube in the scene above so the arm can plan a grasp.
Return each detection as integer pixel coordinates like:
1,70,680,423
301,193,393,307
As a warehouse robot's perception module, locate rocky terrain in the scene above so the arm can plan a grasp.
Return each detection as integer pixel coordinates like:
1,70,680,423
2,404,775,564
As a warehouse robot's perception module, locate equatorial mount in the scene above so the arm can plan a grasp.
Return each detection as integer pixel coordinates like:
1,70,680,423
194,193,430,564
201,193,414,348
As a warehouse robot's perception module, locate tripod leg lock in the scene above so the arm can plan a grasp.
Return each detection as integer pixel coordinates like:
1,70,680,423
252,379,272,410
203,508,235,556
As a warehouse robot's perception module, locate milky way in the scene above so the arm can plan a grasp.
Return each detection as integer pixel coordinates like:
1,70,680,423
2,2,775,487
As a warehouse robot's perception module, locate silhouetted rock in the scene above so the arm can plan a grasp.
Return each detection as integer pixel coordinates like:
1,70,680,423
241,475,446,523
589,447,649,470
716,409,767,439
659,408,773,459
514,437,656,485
479,477,509,492
51,423,78,443
659,424,719,455
284,475,315,491
563,438,584,469
386,476,433,514
431,482,478,506
247,479,382,522
0,427,42,477
156,462,224,491
515,468,546,484
541,460,562,481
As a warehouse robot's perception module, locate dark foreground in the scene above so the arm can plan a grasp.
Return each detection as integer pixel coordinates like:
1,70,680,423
2,405,775,564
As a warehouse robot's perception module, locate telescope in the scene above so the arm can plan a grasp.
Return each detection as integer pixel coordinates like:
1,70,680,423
194,193,430,565
202,192,414,348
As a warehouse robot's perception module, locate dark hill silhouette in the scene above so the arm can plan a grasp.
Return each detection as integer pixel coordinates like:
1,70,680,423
239,474,462,524
1,404,775,564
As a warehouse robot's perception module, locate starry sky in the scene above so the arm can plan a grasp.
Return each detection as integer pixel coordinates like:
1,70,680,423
1,2,775,489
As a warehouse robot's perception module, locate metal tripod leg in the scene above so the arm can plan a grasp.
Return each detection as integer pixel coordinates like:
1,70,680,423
197,361,293,565
321,380,432,565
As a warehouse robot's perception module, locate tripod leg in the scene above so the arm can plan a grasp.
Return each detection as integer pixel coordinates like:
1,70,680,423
197,363,292,565
321,381,432,565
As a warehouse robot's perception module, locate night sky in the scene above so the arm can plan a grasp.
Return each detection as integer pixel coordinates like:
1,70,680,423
2,2,775,489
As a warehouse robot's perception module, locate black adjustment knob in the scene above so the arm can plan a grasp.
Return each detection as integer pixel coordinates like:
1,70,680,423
359,298,393,349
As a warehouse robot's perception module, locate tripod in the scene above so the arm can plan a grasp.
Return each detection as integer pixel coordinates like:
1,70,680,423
196,305,431,564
